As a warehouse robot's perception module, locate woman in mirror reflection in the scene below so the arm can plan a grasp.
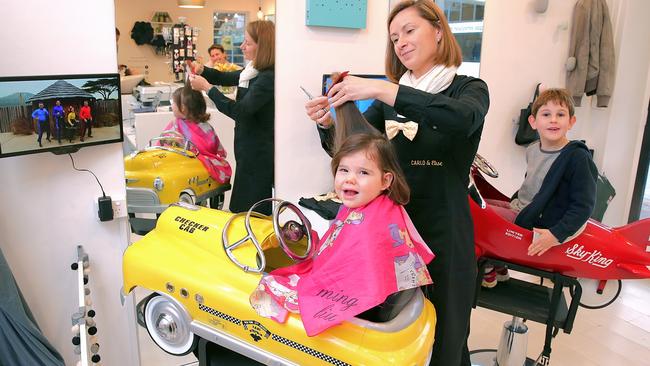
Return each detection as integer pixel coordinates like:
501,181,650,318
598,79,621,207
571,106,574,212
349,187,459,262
305,1,490,365
189,20,275,215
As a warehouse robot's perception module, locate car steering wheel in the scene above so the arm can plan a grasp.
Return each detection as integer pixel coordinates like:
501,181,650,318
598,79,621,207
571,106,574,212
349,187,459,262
473,153,499,178
148,130,199,155
221,198,314,273
272,200,314,261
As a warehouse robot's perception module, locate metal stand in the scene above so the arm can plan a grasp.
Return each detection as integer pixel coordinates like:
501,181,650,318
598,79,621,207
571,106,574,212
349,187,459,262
496,316,528,365
471,257,582,365
70,245,102,365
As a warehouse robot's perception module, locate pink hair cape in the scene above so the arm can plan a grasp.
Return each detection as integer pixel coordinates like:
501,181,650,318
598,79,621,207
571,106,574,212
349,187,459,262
250,194,434,336
162,118,231,183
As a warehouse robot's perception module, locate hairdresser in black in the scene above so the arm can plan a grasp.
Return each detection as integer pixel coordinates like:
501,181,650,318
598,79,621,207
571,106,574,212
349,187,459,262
190,20,274,215
305,1,489,365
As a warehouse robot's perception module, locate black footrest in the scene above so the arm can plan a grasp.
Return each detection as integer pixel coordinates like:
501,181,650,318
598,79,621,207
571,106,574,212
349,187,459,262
477,277,569,328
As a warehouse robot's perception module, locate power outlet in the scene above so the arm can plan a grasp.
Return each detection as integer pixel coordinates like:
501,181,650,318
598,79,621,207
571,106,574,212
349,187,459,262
112,199,128,218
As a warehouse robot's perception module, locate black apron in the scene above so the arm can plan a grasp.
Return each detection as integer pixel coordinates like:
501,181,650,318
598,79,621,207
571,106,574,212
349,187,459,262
363,75,489,366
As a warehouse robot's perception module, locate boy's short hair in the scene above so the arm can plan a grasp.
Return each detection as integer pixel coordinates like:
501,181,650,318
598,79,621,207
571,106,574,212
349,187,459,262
531,88,575,117
207,44,224,54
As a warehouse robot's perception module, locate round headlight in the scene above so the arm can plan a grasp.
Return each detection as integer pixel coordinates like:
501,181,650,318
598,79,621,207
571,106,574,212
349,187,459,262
153,177,164,191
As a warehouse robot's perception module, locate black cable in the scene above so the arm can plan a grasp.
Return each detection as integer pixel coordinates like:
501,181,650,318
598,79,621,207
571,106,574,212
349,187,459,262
68,153,106,197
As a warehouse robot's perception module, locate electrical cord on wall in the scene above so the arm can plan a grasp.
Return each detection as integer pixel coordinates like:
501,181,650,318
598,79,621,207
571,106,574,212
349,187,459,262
68,153,113,221
68,153,106,197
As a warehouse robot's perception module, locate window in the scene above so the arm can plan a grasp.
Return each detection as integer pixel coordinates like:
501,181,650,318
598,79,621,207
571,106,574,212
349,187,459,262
441,0,485,76
213,12,248,67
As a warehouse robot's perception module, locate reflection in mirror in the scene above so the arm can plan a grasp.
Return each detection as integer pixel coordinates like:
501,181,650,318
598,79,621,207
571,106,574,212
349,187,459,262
115,2,275,363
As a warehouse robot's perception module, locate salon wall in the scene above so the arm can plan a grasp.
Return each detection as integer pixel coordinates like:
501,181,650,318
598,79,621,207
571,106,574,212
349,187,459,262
275,0,650,227
275,0,389,202
478,0,650,226
0,1,139,366
116,0,275,83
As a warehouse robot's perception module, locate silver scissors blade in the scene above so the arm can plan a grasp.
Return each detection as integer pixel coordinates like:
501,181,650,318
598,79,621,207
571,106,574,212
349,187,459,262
299,86,314,100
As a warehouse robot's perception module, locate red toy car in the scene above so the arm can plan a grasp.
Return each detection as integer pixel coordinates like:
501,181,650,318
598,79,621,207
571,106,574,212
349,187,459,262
470,155,650,308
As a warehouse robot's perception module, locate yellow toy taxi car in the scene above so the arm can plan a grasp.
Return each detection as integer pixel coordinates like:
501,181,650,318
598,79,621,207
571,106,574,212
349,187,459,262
121,199,436,365
124,131,230,232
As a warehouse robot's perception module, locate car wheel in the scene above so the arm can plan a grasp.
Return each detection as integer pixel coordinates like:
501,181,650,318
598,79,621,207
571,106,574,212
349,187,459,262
209,194,225,210
143,294,198,356
569,278,622,309
179,192,196,205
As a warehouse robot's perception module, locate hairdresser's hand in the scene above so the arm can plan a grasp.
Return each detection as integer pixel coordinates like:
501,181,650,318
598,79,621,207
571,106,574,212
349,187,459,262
305,96,333,127
187,60,204,75
327,76,399,108
527,228,560,256
189,74,212,93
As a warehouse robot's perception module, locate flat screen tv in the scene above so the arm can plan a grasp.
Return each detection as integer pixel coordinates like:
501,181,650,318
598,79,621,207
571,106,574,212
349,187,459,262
0,73,123,158
321,74,388,113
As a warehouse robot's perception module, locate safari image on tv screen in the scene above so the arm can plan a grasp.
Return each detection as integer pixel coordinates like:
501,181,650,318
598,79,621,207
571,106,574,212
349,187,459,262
0,73,123,158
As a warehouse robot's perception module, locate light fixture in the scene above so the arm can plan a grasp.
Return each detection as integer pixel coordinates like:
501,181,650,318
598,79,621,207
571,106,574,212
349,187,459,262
257,6,264,20
178,0,205,9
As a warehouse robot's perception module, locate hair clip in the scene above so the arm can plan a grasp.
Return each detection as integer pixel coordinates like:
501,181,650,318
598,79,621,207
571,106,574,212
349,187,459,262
325,71,350,96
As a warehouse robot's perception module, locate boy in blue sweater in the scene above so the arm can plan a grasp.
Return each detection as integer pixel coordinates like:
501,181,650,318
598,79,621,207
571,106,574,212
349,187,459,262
484,88,598,287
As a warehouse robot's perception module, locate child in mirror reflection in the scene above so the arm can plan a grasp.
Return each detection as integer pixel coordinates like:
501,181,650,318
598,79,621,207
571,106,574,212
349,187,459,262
159,85,232,184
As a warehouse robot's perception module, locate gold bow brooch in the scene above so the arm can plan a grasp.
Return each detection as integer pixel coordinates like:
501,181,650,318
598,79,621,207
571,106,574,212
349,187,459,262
385,120,418,141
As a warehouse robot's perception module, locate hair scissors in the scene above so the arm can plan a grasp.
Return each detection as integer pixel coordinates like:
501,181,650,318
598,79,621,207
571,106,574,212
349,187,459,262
300,85,315,100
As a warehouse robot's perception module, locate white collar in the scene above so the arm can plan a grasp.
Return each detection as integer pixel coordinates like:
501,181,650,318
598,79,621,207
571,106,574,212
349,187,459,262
399,64,457,94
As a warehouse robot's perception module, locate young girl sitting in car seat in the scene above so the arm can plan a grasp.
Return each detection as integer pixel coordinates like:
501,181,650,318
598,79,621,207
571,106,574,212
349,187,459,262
160,85,232,184
249,101,434,336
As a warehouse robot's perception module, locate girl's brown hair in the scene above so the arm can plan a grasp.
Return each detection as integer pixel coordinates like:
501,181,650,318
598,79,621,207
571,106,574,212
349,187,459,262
173,85,210,123
331,133,410,205
331,80,381,151
385,0,462,82
247,20,275,70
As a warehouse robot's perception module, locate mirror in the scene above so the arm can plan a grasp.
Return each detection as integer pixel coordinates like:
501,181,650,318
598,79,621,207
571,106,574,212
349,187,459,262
115,0,275,363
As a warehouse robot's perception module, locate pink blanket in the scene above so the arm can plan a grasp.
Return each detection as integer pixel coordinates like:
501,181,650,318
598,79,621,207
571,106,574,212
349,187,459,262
162,118,231,183
250,195,434,336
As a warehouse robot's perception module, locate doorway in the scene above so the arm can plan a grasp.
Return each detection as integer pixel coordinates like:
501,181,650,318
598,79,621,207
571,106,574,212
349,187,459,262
628,99,650,221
